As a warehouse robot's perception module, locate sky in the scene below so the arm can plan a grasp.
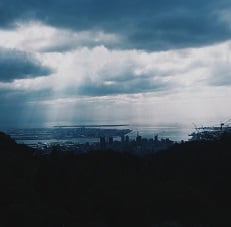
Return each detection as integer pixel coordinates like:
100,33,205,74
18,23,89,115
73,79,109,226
0,0,231,128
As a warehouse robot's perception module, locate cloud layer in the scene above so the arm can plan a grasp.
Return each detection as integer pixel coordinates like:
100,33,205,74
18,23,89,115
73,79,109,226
0,48,52,82
0,0,231,50
0,1,231,127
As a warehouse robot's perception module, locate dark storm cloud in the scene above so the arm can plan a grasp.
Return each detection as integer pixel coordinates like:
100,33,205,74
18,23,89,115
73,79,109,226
0,0,230,50
0,48,52,82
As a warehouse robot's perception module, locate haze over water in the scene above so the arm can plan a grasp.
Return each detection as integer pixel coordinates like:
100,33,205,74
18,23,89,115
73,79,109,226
1,122,193,146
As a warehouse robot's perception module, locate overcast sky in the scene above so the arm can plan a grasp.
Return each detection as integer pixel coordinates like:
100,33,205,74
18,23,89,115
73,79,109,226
0,0,231,128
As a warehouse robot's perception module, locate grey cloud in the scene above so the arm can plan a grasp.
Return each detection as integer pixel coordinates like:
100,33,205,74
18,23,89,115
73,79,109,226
77,75,172,96
42,31,121,52
0,86,59,128
0,0,231,51
0,48,52,82
209,65,231,86
73,58,176,96
0,93,45,128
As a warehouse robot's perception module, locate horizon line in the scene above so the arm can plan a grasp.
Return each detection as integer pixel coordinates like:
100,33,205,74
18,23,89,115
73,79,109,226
53,124,130,128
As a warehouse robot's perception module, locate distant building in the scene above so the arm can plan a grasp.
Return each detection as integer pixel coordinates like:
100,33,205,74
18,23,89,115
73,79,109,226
136,131,142,145
154,135,158,142
100,136,106,147
109,137,113,145
136,135,142,145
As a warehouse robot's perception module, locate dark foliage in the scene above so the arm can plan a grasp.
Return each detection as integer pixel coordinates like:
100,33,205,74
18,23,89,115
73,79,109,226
0,131,231,226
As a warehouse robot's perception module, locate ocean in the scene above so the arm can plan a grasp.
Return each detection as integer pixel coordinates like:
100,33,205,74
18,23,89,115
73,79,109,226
127,124,192,142
1,124,193,146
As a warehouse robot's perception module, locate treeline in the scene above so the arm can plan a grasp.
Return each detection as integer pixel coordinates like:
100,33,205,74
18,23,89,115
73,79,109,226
0,131,231,226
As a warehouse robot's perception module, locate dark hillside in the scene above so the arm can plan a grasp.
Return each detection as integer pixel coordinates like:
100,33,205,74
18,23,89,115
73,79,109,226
0,131,231,226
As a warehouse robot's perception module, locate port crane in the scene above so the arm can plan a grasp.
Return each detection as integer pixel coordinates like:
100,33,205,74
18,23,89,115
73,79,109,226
189,117,231,141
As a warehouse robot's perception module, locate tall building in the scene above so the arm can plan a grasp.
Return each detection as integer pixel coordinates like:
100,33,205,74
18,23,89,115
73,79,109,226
136,131,142,145
109,136,113,145
154,135,158,142
100,136,106,147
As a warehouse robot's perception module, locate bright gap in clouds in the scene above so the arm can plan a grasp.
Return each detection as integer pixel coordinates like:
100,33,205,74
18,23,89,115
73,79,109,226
0,21,231,127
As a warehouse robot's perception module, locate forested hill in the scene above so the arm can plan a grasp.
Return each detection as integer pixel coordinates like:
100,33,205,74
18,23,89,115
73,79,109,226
0,131,231,227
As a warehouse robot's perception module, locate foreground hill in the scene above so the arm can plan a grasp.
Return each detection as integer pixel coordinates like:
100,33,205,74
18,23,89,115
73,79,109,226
0,131,231,227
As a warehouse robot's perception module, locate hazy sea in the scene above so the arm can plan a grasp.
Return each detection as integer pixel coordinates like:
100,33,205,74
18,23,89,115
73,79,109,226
127,124,192,142
1,124,193,145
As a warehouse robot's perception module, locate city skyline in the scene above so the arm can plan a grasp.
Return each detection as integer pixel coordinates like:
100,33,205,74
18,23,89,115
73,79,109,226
0,0,231,128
